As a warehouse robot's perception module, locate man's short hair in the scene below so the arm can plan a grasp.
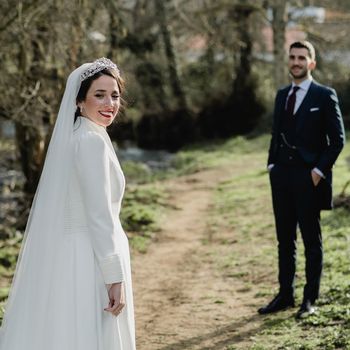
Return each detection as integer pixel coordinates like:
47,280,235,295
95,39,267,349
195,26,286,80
289,41,316,60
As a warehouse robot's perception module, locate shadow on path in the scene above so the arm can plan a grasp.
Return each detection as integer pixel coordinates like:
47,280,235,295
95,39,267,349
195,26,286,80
158,313,270,350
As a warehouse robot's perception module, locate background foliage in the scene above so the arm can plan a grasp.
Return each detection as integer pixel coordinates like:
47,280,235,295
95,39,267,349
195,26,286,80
1,0,350,193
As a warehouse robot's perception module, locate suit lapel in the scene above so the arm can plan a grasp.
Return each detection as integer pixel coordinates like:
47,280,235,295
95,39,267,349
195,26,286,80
275,86,290,131
295,82,318,130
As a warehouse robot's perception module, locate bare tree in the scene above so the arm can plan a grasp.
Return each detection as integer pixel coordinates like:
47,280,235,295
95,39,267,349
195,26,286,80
0,0,100,194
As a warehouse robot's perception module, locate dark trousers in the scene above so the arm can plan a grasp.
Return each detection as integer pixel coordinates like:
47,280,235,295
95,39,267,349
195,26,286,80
269,164,322,303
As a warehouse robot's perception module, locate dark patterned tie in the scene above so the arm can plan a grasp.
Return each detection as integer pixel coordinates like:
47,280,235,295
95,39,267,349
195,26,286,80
286,86,300,116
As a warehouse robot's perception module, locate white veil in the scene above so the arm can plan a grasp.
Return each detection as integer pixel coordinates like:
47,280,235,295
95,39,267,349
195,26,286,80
0,63,91,347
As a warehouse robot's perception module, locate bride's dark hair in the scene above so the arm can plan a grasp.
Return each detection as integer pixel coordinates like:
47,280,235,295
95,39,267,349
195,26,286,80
74,68,124,123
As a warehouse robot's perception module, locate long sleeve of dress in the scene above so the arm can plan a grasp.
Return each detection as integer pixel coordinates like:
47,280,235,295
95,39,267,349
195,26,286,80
75,131,124,284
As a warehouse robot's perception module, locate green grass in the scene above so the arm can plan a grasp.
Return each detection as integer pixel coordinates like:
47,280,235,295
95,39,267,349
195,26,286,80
121,184,167,253
121,160,154,184
170,134,271,175
205,135,350,349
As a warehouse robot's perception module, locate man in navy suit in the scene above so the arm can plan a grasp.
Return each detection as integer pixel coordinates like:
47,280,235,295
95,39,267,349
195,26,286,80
258,41,345,318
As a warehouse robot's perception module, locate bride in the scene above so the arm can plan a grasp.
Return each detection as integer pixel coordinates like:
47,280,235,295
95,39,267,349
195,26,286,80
0,58,136,349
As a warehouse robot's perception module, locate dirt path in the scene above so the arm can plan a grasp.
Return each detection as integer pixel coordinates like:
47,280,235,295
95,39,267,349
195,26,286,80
133,166,267,350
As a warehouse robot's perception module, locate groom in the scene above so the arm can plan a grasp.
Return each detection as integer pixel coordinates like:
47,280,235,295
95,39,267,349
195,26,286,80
259,41,345,318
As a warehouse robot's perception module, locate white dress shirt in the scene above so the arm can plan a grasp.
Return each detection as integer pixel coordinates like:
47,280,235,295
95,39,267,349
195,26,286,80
287,77,313,114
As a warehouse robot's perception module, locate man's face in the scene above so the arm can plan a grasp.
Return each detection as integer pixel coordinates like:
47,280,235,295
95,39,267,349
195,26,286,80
288,47,316,81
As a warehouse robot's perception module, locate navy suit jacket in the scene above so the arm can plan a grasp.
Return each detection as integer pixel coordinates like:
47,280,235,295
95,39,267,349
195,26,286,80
268,81,346,210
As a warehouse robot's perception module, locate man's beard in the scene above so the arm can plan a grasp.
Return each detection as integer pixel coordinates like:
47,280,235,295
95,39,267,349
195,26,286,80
289,66,308,79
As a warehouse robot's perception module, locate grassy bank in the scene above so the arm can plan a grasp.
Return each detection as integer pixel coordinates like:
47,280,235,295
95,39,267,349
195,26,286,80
122,184,167,253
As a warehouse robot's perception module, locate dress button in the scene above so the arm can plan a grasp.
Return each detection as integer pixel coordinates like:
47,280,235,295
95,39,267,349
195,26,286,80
280,144,283,147
289,156,293,160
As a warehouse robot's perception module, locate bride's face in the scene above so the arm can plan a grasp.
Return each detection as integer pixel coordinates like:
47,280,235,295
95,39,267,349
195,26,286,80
79,75,120,127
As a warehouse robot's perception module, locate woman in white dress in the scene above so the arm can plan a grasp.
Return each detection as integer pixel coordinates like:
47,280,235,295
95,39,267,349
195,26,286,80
0,58,136,350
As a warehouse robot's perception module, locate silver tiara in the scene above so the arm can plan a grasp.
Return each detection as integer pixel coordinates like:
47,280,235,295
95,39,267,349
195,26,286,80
80,57,120,81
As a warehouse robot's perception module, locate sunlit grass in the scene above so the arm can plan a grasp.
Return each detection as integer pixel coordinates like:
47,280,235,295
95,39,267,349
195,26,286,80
205,135,350,349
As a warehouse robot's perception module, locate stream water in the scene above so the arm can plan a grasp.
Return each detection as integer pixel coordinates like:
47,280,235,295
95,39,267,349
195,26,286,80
116,142,175,171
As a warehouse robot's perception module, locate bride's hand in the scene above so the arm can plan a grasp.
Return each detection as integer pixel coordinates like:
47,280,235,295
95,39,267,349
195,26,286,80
104,282,125,316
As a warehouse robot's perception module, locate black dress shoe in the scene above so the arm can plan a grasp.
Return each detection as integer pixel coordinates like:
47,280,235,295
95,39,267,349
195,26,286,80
258,294,295,315
296,300,315,319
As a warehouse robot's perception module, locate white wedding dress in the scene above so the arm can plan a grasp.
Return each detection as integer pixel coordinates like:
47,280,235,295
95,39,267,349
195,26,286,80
0,116,135,349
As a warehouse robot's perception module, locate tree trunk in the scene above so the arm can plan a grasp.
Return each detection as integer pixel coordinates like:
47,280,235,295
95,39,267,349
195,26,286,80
106,0,125,60
232,4,254,92
271,0,288,88
14,31,45,196
128,0,168,113
154,0,188,110
228,3,265,135
15,122,44,195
